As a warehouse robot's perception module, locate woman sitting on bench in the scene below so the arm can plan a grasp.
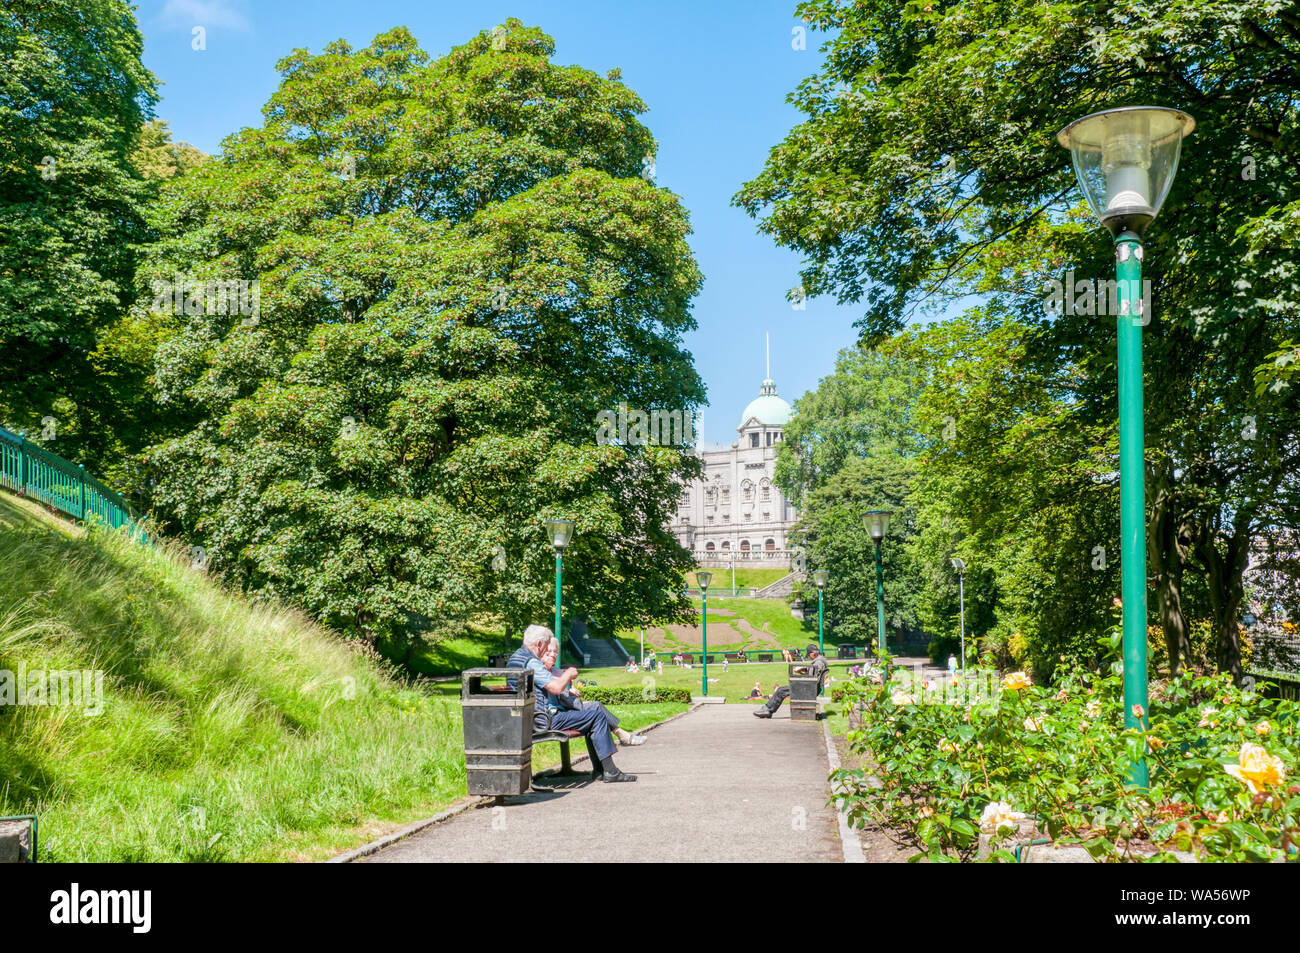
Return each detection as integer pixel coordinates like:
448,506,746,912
543,638,644,747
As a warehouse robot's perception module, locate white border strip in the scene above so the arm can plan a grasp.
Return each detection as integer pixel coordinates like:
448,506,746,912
823,719,866,863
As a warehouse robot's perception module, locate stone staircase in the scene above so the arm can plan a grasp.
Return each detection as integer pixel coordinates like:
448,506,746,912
754,571,801,599
568,615,630,668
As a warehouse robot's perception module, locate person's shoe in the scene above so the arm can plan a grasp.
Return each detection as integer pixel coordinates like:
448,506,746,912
621,734,646,746
752,707,772,718
600,770,637,782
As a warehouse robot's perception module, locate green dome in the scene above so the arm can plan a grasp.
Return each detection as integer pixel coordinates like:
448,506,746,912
739,379,792,428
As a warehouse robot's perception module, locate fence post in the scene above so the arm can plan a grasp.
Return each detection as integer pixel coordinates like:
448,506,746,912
78,464,86,520
18,433,27,495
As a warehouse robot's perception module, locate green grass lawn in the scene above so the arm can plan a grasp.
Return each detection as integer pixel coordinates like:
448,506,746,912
684,567,791,591
614,595,846,656
533,658,866,703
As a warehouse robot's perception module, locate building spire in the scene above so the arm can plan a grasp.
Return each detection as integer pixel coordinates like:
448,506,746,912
759,332,776,395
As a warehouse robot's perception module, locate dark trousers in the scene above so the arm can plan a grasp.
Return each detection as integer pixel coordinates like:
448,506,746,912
766,685,791,712
542,706,616,761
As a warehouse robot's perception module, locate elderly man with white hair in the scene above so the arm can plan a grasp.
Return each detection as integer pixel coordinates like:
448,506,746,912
506,624,636,783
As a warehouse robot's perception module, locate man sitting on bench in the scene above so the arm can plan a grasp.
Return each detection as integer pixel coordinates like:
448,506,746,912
508,625,636,783
753,644,828,719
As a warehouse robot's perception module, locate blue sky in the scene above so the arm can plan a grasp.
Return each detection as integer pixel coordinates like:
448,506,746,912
135,0,866,444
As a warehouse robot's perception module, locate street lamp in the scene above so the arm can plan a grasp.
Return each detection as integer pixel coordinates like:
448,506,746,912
1058,106,1194,788
696,570,713,696
951,557,966,670
544,519,575,653
812,569,829,658
864,509,892,660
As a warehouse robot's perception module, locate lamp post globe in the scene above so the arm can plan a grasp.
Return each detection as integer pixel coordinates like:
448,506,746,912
1058,106,1193,788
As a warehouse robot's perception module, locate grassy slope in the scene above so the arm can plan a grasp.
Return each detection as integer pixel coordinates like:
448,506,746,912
0,494,682,861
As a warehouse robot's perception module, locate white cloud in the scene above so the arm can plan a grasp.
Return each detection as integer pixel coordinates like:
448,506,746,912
159,0,251,32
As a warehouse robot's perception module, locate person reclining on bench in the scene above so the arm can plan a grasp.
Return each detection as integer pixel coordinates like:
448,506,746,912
753,644,828,719
541,637,645,747
508,625,637,783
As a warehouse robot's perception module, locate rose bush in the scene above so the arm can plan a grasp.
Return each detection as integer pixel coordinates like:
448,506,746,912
835,660,1299,862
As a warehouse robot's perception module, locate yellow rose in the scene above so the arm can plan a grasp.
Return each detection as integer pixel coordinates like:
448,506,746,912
1147,736,1165,751
1224,742,1287,794
891,690,915,706
1022,716,1044,732
979,800,1026,835
1001,671,1032,691
1197,707,1218,728
1255,721,1271,737
1083,700,1102,720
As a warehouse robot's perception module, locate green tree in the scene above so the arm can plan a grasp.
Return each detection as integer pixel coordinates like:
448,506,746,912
0,0,158,461
130,22,704,656
777,345,926,649
739,0,1300,678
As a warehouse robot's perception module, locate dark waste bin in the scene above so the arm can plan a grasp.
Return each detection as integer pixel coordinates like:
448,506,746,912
461,668,535,796
488,654,509,668
837,644,857,659
788,663,819,722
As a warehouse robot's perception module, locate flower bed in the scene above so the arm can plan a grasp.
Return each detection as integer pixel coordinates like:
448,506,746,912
834,664,1299,862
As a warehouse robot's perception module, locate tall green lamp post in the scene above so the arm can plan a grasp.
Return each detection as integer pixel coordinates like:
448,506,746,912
951,557,966,670
864,510,892,660
812,569,829,657
696,570,713,696
544,519,575,653
1058,106,1194,787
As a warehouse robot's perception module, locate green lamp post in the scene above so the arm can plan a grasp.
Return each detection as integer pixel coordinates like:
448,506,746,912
812,569,829,657
951,557,966,671
696,570,713,696
1058,106,1194,787
864,510,891,660
544,518,575,654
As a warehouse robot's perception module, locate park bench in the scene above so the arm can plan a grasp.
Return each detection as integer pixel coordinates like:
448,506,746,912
837,645,857,659
789,648,804,661
724,652,744,663
497,664,602,780
682,653,695,665
757,652,773,662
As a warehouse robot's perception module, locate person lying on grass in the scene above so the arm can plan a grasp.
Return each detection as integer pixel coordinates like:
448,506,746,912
508,625,637,783
543,638,644,748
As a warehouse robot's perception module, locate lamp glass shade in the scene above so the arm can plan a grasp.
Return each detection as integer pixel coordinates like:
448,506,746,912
863,509,891,542
544,519,575,551
1056,106,1194,235
812,569,829,589
696,570,713,590
951,557,966,573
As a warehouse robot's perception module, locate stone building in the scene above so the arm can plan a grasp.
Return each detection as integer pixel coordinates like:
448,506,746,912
674,373,798,568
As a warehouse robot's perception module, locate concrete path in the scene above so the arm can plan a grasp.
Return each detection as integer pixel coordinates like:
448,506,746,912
362,704,843,863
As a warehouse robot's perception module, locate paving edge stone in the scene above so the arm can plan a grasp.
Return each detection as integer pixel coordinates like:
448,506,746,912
823,720,865,864
327,701,705,863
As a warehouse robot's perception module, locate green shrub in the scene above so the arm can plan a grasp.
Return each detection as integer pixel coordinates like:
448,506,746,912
835,662,1300,862
581,685,692,705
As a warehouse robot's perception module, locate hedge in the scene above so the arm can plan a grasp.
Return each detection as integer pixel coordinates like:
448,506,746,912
580,686,693,705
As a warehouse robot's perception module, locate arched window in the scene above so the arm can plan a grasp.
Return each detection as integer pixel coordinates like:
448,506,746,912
721,541,730,551
742,480,754,502
760,479,771,501
765,538,776,551
705,541,715,551
740,540,751,552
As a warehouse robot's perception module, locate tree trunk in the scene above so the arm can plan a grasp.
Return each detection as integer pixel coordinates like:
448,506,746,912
1194,514,1251,684
1148,465,1194,674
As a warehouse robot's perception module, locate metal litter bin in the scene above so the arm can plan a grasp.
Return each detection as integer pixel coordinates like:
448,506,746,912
462,668,535,796
788,663,819,722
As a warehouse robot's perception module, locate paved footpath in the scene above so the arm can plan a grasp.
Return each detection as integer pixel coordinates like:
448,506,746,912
362,703,843,863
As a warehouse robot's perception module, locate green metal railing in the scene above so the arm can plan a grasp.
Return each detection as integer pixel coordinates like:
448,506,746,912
0,426,138,534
